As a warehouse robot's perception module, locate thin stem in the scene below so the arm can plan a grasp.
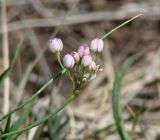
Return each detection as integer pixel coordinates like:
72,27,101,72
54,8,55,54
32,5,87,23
68,71,75,84
0,69,67,121
95,52,99,62
2,0,10,115
56,52,65,69
101,14,142,40
0,89,78,138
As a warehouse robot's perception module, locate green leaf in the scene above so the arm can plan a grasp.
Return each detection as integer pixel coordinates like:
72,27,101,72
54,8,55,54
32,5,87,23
7,100,36,140
0,89,77,138
0,39,23,86
4,116,12,134
0,128,3,135
10,100,35,131
101,14,142,39
1,116,12,140
48,113,69,140
112,57,134,140
0,68,10,85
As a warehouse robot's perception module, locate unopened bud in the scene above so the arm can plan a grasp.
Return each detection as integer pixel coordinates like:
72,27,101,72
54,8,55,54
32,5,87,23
63,54,75,68
95,65,103,73
82,78,88,86
90,38,104,52
81,55,92,67
78,44,90,57
71,51,80,63
89,61,96,71
48,38,63,53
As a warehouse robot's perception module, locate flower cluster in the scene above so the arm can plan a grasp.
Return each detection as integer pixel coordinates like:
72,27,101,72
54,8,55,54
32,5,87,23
48,37,104,89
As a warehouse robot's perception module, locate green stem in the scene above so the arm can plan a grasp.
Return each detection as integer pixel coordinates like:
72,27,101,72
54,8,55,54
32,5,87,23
0,69,67,121
96,52,99,62
68,71,75,84
80,67,85,88
101,14,142,40
56,52,65,69
0,89,78,138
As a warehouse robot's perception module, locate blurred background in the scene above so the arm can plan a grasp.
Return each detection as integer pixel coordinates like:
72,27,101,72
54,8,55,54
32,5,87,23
0,0,160,140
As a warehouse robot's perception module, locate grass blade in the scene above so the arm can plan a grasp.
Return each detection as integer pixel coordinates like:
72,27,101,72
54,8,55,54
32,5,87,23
4,116,12,134
7,100,36,140
0,89,78,138
10,100,36,132
48,113,69,140
0,68,10,85
112,57,134,140
101,14,142,40
0,39,23,86
1,116,12,140
0,128,3,135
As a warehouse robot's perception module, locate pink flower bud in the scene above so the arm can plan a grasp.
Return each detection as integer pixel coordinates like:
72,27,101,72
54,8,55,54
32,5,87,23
78,44,90,57
81,55,92,67
90,38,104,52
48,38,63,53
71,51,80,63
63,54,75,68
89,61,96,71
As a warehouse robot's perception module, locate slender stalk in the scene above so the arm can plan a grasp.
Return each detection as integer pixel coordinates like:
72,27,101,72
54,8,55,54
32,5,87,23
95,52,99,62
80,67,85,88
101,14,142,40
2,0,10,115
0,69,67,121
0,89,78,138
56,52,65,69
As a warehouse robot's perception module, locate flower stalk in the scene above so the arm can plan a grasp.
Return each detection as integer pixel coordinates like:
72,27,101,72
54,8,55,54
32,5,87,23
56,52,65,69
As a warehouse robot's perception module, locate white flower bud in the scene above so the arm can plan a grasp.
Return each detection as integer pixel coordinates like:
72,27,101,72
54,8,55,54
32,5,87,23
90,38,104,52
81,55,92,67
48,38,63,53
78,44,90,57
63,54,75,68
71,51,80,63
89,61,96,71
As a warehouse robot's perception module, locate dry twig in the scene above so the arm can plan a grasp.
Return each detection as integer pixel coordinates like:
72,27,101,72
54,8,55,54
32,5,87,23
1,0,10,114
